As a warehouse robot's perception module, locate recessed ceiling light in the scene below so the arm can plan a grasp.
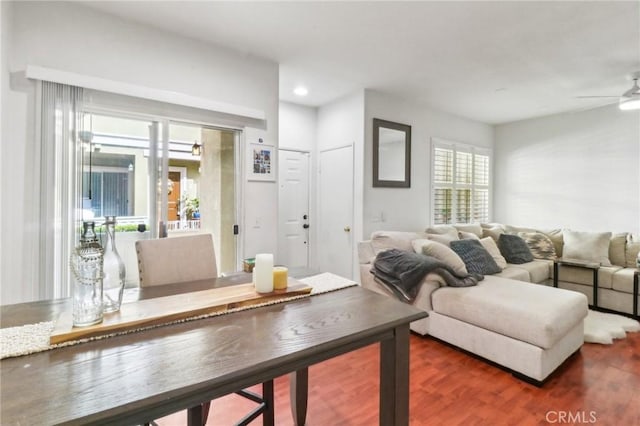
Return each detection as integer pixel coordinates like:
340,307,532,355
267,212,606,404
294,86,308,96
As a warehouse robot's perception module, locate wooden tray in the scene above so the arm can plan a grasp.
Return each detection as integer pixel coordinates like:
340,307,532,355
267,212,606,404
51,280,312,345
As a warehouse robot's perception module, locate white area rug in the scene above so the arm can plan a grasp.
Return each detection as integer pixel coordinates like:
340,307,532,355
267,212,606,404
583,310,640,344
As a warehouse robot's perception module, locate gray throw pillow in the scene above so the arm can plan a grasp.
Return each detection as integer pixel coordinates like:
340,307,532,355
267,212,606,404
498,234,534,264
450,239,501,275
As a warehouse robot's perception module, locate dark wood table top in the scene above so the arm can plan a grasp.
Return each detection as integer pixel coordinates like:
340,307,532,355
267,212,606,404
1,275,426,425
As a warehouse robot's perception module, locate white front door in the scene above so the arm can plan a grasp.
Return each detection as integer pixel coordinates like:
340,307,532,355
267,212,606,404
318,145,354,279
278,150,310,268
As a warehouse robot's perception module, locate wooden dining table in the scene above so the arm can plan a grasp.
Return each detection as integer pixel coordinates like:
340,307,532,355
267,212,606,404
0,274,427,425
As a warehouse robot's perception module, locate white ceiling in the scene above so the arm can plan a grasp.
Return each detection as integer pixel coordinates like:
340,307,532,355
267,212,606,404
82,1,640,124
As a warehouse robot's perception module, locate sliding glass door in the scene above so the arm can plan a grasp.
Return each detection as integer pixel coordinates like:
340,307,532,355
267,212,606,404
78,112,239,287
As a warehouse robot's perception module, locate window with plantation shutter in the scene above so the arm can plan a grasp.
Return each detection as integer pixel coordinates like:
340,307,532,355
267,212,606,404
431,140,491,225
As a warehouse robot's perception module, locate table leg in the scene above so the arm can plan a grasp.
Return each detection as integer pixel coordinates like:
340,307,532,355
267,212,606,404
263,380,275,426
290,368,308,426
633,271,638,318
187,405,204,426
593,268,599,308
379,324,410,426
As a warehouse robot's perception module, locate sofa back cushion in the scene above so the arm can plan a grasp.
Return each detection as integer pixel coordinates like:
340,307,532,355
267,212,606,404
498,234,534,264
371,231,425,254
412,239,468,275
543,229,564,257
562,230,612,266
426,232,459,245
454,223,483,238
626,234,640,268
609,233,628,267
450,239,502,275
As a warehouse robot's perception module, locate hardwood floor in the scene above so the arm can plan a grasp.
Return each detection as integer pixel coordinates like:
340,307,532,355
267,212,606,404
156,331,640,425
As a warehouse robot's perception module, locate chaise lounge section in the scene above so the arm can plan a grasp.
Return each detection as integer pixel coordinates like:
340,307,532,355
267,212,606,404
358,228,590,384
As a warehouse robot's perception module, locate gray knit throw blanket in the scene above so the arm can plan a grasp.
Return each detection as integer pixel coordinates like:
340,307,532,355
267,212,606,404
371,249,482,303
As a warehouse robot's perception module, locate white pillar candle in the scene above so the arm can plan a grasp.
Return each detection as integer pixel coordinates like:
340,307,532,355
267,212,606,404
254,253,274,293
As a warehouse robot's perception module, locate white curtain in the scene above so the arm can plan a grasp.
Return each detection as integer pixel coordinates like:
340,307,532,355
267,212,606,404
38,82,84,299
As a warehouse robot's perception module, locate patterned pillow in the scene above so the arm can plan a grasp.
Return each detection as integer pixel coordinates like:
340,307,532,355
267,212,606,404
498,234,534,264
517,232,557,260
450,239,501,275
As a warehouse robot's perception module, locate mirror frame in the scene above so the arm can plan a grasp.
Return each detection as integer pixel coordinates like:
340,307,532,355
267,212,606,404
372,118,411,188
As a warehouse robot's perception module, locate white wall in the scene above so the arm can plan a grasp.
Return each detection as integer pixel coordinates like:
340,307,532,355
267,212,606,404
363,90,494,237
494,104,640,234
2,2,279,303
279,101,317,152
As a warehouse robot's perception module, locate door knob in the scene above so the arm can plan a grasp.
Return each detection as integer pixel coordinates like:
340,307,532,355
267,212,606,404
303,224,310,229
344,226,351,232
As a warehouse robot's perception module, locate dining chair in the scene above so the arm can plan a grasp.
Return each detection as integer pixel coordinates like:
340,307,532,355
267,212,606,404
136,233,275,426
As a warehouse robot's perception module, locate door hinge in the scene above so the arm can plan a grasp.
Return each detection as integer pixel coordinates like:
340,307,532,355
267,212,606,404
233,224,239,235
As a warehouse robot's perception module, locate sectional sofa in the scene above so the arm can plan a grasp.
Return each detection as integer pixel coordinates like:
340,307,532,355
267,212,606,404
357,223,640,384
480,223,640,316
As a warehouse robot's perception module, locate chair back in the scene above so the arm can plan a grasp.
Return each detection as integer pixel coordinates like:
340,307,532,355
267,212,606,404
135,234,218,287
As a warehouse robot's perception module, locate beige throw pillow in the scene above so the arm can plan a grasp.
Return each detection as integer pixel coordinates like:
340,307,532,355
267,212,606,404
411,239,468,275
426,232,459,245
482,226,504,242
625,234,640,268
454,223,483,238
458,231,480,240
609,233,628,267
562,230,612,266
479,237,507,269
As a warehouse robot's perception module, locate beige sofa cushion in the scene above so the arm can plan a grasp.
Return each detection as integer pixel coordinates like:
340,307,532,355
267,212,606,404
611,268,637,294
482,226,504,242
543,229,564,258
371,231,425,254
427,232,459,245
557,265,622,290
507,259,552,284
479,237,507,269
609,233,628,267
625,234,640,268
504,224,541,234
358,241,376,264
431,275,588,349
454,223,483,238
493,266,530,282
562,230,612,266
412,239,468,275
426,225,458,236
458,231,480,240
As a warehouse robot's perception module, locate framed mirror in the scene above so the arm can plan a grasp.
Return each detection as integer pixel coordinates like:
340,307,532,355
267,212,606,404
373,118,411,188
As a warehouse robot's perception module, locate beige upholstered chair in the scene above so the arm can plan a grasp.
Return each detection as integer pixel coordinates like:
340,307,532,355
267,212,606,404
136,233,218,287
135,234,274,426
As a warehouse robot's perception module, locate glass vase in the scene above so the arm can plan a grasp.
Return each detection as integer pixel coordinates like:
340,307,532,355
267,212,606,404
102,216,126,313
71,221,104,327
